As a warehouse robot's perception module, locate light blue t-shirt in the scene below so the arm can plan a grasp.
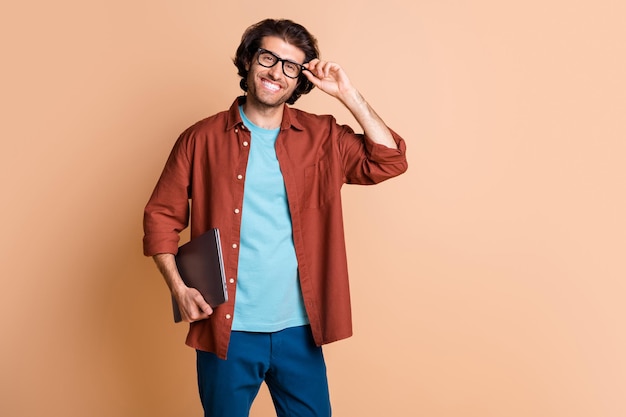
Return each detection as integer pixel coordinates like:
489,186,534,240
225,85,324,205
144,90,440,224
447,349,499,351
232,106,309,331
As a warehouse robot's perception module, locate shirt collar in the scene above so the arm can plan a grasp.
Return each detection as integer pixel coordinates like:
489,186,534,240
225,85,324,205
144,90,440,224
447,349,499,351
226,96,304,132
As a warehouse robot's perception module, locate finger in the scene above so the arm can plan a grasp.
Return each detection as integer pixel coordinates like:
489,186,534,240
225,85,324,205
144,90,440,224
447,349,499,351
183,305,202,322
186,306,210,322
304,58,320,73
316,62,328,78
323,62,341,79
193,293,213,316
306,59,327,79
302,69,322,86
310,60,327,78
308,65,323,80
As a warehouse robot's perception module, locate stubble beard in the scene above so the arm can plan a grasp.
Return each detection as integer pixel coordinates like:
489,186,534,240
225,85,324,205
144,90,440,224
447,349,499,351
246,74,295,111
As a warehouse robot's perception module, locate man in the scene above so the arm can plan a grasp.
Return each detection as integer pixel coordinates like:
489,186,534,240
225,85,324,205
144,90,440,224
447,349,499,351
143,18,407,417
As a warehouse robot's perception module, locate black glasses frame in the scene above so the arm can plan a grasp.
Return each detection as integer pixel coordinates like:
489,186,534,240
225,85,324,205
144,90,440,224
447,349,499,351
256,48,307,79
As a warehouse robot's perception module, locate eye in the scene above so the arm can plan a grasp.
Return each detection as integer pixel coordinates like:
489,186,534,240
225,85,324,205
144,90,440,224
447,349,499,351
284,62,298,72
260,53,276,64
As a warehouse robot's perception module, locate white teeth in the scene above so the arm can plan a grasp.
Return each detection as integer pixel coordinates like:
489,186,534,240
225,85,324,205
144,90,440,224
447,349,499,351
262,80,280,91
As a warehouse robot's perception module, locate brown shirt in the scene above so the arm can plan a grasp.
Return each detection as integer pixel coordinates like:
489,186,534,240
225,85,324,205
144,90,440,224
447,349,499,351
143,97,408,359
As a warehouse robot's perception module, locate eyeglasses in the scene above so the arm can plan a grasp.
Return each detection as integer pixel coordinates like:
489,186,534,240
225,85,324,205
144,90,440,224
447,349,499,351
256,48,306,79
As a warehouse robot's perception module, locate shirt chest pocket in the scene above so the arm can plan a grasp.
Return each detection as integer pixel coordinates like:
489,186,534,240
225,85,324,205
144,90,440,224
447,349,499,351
304,159,334,209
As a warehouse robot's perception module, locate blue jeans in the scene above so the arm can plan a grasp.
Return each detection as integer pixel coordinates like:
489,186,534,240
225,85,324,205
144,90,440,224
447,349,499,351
196,325,332,417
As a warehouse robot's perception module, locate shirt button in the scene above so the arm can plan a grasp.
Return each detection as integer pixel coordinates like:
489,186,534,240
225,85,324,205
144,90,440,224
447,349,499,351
234,128,239,133
234,208,240,214
237,174,243,180
243,141,249,147
225,314,232,320
232,243,238,249
229,278,235,284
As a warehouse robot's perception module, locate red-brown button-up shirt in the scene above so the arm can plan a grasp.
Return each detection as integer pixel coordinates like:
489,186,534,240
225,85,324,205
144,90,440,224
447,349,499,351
143,97,408,359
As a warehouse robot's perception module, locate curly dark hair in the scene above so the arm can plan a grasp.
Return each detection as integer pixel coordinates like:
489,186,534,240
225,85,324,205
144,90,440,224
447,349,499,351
234,19,319,105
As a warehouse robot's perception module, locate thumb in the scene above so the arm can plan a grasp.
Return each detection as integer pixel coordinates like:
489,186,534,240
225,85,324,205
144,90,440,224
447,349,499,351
302,68,322,88
194,294,213,315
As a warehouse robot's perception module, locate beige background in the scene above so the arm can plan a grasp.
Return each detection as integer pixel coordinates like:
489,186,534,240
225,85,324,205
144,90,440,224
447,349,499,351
1,0,625,416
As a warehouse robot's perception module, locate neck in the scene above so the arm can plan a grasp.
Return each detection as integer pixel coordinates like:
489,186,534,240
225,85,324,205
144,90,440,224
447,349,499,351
242,98,284,130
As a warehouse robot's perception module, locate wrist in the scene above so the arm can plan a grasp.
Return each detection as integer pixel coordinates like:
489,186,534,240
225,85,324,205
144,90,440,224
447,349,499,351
170,279,188,296
340,88,365,109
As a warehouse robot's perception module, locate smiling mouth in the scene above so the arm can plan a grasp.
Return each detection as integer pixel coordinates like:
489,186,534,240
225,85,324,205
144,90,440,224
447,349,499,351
261,79,281,92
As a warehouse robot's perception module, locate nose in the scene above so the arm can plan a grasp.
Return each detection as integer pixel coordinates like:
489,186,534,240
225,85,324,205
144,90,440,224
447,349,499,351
267,62,283,79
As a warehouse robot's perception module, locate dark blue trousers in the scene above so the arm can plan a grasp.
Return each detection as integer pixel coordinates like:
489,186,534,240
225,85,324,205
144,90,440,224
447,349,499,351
196,325,332,417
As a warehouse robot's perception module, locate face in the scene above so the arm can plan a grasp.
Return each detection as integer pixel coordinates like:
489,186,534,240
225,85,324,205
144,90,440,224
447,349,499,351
245,36,305,109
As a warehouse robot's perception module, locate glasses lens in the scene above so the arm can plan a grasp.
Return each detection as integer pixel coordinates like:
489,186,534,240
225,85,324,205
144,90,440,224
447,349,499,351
282,61,301,78
258,52,277,68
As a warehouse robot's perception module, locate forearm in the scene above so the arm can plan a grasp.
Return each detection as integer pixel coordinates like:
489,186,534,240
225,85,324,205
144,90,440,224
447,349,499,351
152,253,186,296
303,59,398,149
340,89,398,149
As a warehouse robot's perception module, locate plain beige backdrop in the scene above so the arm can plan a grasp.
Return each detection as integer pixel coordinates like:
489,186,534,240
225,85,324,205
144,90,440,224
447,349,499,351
1,1,625,416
